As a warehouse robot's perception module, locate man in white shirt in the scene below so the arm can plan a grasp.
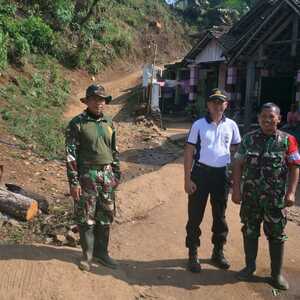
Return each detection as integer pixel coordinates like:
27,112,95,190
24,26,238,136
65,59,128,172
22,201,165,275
184,89,241,273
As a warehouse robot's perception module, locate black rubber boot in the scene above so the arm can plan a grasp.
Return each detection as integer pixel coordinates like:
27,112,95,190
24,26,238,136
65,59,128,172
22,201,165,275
269,241,289,290
78,224,94,271
187,248,201,273
93,224,118,269
237,236,258,280
211,244,230,270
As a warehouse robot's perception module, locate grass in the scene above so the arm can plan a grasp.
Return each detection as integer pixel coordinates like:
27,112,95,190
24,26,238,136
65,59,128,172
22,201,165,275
0,0,190,162
0,64,70,159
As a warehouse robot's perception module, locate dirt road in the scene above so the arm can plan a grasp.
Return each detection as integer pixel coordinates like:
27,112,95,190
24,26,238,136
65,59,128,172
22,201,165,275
0,70,299,300
64,69,141,120
0,159,300,300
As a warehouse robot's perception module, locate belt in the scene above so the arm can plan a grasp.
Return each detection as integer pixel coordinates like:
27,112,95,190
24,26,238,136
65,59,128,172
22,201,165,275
194,161,226,170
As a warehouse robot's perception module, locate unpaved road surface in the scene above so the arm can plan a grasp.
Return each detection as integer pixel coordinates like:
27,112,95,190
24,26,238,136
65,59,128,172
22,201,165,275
64,69,142,120
0,69,299,300
0,159,300,300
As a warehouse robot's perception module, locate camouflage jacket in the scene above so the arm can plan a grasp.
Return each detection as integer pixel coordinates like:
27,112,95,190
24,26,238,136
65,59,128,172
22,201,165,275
235,129,300,206
65,110,120,187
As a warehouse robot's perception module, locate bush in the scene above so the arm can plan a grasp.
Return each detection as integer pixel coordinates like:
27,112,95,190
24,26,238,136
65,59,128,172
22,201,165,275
53,0,75,28
0,15,55,64
86,46,107,74
0,29,8,70
0,1,17,17
13,34,30,57
21,16,54,53
0,67,70,159
0,16,20,37
8,33,30,65
111,30,132,55
96,19,132,56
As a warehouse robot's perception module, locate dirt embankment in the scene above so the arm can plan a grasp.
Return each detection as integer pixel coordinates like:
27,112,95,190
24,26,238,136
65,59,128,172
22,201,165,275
0,66,187,245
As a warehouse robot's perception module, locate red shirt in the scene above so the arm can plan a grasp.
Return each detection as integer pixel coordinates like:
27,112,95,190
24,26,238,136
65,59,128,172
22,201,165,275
287,134,300,165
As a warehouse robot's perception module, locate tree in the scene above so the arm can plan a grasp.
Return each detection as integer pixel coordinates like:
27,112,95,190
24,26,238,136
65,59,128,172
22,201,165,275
173,0,257,28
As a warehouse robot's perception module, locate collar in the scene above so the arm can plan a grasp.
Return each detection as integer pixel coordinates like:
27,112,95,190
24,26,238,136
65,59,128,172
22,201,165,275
205,114,226,124
257,128,278,138
83,110,108,122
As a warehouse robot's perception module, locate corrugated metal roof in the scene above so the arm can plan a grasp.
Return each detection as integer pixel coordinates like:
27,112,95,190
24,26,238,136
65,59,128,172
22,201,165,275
292,0,300,7
182,0,300,64
224,0,300,63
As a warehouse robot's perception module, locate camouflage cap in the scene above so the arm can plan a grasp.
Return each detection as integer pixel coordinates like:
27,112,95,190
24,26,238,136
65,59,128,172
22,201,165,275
80,84,112,104
208,88,228,102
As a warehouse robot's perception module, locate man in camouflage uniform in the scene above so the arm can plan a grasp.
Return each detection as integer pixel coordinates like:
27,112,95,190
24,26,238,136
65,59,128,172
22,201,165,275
232,103,300,290
65,84,120,271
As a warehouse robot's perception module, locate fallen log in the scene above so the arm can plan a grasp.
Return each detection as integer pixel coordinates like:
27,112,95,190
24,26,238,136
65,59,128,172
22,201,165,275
5,183,49,214
0,187,38,221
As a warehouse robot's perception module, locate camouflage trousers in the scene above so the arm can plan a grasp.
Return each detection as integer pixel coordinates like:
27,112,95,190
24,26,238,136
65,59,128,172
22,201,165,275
74,165,118,226
240,196,287,242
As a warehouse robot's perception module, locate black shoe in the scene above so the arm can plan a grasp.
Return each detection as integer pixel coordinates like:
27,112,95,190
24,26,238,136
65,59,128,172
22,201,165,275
211,246,230,270
79,259,91,271
94,253,118,269
271,274,289,290
188,255,202,273
237,237,258,280
237,265,256,280
187,248,201,273
269,241,289,290
93,224,118,269
78,225,94,272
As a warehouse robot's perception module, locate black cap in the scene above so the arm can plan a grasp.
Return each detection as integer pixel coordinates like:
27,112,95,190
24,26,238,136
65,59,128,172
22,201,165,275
208,88,228,102
80,84,112,104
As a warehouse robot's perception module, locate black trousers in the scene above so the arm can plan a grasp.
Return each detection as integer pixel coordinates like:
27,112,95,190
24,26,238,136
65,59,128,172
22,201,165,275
185,163,229,249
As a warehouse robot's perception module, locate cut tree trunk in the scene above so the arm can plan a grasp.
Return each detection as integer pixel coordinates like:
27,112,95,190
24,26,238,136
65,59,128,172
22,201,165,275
0,187,38,221
5,183,49,214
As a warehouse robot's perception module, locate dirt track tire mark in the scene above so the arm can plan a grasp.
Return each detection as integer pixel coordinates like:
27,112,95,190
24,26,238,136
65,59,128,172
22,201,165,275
0,244,137,300
0,245,61,300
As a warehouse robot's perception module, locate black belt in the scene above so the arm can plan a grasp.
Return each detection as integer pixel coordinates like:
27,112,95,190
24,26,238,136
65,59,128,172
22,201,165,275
194,161,226,170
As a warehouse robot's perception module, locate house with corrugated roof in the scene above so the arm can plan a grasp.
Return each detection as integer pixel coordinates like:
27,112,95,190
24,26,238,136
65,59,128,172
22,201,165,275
170,0,300,129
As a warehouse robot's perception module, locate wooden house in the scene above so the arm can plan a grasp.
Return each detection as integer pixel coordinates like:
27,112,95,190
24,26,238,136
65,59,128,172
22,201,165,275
179,0,300,129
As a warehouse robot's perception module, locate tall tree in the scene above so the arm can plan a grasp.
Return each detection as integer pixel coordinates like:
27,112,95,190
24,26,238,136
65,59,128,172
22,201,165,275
173,0,257,28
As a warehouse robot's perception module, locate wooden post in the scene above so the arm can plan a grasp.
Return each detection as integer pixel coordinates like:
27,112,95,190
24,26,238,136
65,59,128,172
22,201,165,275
188,64,198,102
296,70,300,107
292,15,299,57
244,61,256,132
174,68,181,105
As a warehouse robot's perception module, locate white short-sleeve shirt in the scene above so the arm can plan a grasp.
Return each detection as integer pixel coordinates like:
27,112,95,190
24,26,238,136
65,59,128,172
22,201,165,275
187,115,241,167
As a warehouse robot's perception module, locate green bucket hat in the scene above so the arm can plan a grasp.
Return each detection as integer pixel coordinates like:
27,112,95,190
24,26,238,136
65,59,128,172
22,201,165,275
80,84,112,104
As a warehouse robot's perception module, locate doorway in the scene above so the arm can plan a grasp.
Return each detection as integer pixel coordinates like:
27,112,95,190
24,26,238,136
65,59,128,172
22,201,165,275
260,77,295,121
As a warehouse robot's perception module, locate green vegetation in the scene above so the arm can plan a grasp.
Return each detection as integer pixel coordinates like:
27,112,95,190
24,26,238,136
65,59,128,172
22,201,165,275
0,2,55,66
0,29,8,70
0,0,190,159
172,0,257,28
0,0,189,73
0,0,255,160
0,62,70,159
